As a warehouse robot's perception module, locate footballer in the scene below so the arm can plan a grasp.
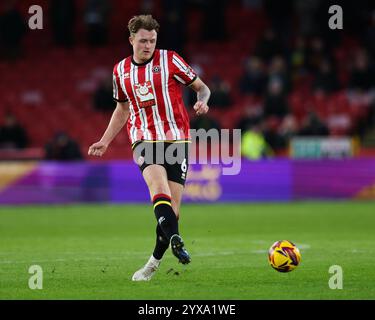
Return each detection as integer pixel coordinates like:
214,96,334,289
88,14,210,281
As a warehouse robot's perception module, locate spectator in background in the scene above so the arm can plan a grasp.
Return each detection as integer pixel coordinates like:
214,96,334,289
263,79,290,120
84,0,111,46
50,0,76,47
348,49,375,92
313,59,340,94
347,49,375,133
93,77,116,112
263,116,285,151
278,114,299,146
305,36,331,73
290,36,308,76
299,111,329,136
239,57,267,96
209,76,232,109
254,29,284,63
0,112,28,149
0,0,27,60
241,120,273,160
267,55,291,94
45,132,83,161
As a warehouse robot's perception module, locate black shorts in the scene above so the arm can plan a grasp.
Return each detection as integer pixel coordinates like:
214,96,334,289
132,140,190,186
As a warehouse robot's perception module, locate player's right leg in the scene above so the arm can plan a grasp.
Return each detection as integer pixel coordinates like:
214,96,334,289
132,164,189,281
143,165,190,264
142,164,180,242
132,164,170,281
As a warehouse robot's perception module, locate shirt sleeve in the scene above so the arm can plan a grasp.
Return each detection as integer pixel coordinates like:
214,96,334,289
171,51,198,86
113,63,128,103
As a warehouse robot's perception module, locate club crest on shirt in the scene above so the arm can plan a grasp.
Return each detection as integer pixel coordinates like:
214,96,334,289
134,81,156,108
152,65,161,73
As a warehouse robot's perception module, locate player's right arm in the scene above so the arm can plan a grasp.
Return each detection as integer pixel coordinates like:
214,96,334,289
88,101,129,157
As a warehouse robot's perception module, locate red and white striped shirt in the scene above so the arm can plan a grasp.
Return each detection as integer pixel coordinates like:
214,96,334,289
113,49,197,144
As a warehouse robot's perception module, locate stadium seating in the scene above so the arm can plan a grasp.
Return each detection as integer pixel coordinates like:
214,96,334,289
0,0,372,160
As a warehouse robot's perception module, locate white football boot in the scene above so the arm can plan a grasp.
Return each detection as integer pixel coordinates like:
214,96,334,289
132,255,161,281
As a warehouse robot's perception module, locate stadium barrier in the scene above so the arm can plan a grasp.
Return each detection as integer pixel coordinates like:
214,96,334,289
0,159,374,205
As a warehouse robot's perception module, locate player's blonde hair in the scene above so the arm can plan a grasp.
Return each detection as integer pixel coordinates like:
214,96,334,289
128,15,160,36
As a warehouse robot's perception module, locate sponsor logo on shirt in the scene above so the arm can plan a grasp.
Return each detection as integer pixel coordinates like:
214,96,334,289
134,81,156,108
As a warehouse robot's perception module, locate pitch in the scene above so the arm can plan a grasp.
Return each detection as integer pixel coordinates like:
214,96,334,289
0,202,374,299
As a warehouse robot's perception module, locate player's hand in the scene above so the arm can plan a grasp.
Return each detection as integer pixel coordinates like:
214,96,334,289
193,101,209,116
88,141,108,157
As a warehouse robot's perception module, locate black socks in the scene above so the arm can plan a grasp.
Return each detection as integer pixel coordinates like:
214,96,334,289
152,223,169,260
153,193,179,240
152,193,179,260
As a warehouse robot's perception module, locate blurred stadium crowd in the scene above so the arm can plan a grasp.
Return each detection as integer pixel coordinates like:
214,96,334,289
0,0,374,160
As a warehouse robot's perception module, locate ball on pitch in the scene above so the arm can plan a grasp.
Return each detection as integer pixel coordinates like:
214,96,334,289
268,240,301,272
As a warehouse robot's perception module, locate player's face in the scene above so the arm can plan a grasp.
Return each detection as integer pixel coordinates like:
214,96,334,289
130,29,157,63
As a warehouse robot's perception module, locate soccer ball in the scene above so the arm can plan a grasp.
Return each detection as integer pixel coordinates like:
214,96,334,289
268,240,301,272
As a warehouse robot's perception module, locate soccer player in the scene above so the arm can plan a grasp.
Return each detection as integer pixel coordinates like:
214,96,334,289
88,15,210,281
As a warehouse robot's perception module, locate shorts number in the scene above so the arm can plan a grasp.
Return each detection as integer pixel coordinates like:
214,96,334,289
181,158,187,173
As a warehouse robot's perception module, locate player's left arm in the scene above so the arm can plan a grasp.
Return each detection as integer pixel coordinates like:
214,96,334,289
189,78,210,116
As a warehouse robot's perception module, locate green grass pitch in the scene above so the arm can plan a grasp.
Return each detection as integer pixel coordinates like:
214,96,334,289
0,202,374,299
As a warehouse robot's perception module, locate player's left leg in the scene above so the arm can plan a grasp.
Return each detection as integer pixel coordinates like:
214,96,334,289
140,142,191,268
164,140,191,265
149,181,184,266
149,181,183,264
132,164,172,281
166,179,192,265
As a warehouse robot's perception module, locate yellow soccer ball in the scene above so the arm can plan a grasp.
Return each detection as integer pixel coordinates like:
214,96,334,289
268,240,301,272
